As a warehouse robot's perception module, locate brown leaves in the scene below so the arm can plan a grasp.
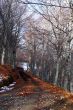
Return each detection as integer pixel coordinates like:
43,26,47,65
16,84,36,96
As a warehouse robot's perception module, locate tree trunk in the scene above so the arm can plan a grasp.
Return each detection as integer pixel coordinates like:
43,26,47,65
67,74,71,91
54,59,60,85
12,50,16,68
1,47,5,65
64,76,68,90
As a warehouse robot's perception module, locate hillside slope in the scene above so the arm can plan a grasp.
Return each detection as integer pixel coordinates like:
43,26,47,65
0,66,73,110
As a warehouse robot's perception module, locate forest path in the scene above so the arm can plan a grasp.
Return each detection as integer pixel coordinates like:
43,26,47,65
0,68,73,110
0,88,73,110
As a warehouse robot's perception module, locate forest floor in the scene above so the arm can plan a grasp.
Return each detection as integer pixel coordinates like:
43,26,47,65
0,66,73,110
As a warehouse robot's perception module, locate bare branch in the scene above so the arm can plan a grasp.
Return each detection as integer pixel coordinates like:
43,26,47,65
18,0,73,9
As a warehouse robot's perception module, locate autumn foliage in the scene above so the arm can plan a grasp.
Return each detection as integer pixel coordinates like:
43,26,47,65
0,65,19,82
0,65,73,105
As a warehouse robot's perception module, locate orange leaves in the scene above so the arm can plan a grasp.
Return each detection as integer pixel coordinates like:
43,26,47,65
31,75,73,103
0,65,20,84
16,84,36,96
0,65,73,105
0,65,9,76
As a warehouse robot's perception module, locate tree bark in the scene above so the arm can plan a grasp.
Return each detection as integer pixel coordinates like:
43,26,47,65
54,59,60,85
1,47,5,65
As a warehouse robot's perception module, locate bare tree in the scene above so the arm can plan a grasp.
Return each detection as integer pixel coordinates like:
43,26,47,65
0,0,27,67
22,0,73,91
